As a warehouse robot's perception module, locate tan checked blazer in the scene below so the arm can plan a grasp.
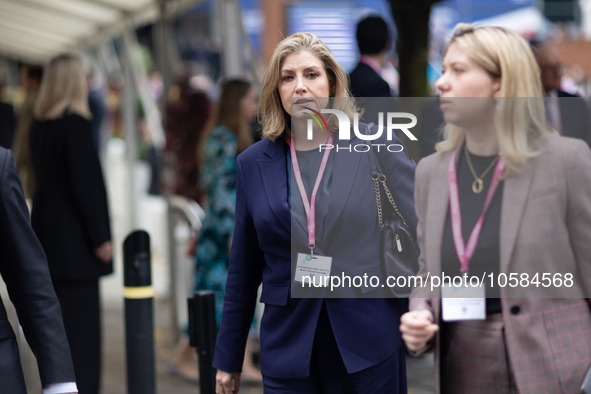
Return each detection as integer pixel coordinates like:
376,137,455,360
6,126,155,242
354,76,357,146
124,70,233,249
410,135,591,394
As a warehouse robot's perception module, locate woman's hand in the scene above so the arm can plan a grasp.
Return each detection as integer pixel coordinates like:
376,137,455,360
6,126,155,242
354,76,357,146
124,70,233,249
400,309,439,352
216,369,241,394
94,241,112,263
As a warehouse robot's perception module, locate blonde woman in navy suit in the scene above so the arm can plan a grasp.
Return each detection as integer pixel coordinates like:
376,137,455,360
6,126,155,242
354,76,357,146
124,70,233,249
214,32,417,394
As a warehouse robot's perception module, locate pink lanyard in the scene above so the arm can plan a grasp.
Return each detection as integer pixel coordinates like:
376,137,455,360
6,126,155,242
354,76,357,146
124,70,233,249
448,145,506,272
290,132,335,254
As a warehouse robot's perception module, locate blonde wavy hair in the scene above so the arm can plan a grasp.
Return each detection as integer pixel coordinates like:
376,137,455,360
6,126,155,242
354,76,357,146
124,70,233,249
436,23,552,175
258,32,358,140
34,53,91,121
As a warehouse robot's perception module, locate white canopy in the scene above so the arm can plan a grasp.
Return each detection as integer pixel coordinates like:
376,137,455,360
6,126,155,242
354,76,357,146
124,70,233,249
0,0,204,63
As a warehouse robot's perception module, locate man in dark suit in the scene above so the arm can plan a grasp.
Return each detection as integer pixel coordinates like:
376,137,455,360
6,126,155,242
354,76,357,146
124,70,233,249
348,15,393,98
534,44,591,147
0,147,77,393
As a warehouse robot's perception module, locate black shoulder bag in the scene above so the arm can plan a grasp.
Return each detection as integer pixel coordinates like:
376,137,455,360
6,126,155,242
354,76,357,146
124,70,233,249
366,125,419,298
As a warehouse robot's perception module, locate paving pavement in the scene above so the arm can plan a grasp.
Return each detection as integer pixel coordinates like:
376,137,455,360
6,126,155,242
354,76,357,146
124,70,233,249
98,159,435,393
101,295,263,394
100,294,434,394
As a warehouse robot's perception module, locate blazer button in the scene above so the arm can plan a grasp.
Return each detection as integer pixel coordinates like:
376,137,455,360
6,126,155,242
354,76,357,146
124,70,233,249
510,305,521,315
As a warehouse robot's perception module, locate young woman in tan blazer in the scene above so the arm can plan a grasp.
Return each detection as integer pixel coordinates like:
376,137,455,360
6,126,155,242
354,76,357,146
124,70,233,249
400,24,591,393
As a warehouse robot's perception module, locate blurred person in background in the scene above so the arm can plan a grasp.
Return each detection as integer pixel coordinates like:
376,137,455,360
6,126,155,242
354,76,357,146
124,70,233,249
348,14,402,137
161,73,212,203
400,24,591,393
30,53,113,394
0,97,15,150
87,63,106,154
170,78,258,383
533,44,591,147
348,14,394,98
13,64,43,200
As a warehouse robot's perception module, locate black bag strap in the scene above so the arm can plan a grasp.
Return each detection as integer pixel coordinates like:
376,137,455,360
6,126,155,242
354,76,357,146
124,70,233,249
365,123,409,229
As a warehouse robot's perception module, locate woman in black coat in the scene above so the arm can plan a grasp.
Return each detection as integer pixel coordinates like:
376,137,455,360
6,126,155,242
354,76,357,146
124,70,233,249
30,53,112,394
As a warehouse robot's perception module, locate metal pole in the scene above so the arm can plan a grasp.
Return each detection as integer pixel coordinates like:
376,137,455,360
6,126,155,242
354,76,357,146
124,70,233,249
188,290,217,394
167,196,206,342
220,0,243,78
157,0,171,116
167,199,180,343
121,36,138,231
123,230,156,394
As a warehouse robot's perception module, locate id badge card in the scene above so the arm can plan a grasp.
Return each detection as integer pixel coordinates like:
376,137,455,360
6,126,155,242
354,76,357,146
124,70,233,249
441,283,486,321
294,253,332,286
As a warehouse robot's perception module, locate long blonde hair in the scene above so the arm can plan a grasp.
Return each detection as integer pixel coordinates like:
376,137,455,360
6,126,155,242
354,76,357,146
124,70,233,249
34,53,91,120
258,32,358,140
436,23,552,175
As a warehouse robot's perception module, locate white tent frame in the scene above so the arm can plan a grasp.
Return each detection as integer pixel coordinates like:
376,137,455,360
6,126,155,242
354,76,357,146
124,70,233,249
0,0,207,228
0,0,206,63
0,0,255,233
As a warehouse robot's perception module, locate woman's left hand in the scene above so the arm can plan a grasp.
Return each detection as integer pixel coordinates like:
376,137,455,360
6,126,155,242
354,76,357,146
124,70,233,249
95,241,112,263
216,369,241,394
400,309,439,352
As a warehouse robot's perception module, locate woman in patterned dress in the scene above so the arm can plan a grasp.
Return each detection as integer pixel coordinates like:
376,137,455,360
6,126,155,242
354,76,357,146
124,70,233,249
170,79,258,382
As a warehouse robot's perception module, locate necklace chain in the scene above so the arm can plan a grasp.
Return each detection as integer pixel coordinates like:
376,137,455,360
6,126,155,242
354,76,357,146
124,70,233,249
464,143,499,194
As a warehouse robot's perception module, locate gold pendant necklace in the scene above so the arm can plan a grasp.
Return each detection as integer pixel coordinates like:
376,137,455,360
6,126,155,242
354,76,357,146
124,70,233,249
464,144,499,194
472,178,484,194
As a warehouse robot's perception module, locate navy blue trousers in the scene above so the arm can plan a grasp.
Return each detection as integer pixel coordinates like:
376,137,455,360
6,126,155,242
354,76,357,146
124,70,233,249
262,308,407,393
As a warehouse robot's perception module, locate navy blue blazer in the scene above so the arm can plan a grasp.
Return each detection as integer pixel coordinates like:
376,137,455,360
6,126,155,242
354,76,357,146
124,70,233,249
212,125,417,379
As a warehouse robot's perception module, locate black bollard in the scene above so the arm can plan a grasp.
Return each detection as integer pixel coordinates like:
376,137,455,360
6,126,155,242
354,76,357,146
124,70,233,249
188,290,217,394
123,230,155,394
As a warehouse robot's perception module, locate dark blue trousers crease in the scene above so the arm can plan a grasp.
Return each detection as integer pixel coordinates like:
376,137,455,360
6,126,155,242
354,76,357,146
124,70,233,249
262,307,407,393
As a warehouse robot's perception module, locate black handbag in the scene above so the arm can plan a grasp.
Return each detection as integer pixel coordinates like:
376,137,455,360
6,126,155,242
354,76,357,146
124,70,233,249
366,127,419,298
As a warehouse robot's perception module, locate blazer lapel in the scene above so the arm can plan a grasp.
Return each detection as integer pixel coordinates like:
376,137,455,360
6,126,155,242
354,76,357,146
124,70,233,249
426,154,450,280
323,139,362,240
422,153,452,322
257,139,296,237
499,161,534,273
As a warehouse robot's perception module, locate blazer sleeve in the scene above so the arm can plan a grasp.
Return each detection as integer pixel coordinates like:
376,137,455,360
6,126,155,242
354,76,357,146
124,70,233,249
212,155,264,372
408,158,437,355
0,149,76,385
410,158,436,310
565,140,591,296
65,116,111,250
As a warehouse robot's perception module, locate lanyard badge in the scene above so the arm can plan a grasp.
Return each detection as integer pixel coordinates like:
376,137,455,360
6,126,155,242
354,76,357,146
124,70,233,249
290,132,334,256
442,144,505,320
448,144,505,273
290,132,334,285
